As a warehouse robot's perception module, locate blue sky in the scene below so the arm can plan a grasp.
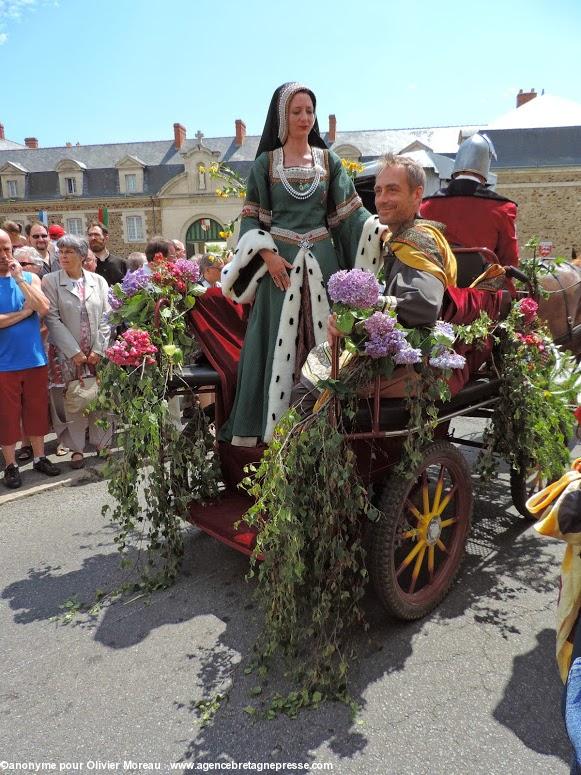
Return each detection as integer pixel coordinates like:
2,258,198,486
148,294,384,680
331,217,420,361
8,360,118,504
2,0,580,147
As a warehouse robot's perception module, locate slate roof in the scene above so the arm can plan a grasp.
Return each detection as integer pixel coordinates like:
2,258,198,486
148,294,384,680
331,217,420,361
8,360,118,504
0,125,480,174
1,119,580,202
0,138,25,151
485,126,581,169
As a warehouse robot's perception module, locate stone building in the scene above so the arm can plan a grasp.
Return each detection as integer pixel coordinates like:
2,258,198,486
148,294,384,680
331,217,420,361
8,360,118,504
0,90,579,259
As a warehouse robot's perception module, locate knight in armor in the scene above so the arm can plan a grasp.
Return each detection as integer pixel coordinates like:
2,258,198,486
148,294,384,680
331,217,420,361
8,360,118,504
420,133,519,268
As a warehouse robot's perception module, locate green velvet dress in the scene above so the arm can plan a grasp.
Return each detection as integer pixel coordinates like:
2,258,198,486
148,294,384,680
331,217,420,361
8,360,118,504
220,147,383,443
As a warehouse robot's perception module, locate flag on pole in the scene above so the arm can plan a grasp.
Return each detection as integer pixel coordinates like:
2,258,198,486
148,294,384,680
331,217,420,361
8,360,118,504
37,210,48,225
98,207,109,227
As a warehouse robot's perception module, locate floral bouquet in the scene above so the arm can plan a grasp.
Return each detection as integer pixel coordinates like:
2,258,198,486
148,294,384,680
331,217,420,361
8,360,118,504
94,253,220,588
327,268,466,378
107,253,205,369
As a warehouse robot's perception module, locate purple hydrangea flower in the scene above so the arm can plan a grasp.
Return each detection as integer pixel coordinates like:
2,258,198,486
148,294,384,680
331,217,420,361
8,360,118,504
121,266,152,297
174,258,200,284
107,288,123,310
394,346,422,365
429,346,466,370
328,268,380,309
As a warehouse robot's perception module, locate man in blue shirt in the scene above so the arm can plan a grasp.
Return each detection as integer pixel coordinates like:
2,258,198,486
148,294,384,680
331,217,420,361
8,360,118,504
0,229,60,488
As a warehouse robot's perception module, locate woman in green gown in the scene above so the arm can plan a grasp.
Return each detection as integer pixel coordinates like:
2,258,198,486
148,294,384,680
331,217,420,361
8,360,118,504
220,82,384,444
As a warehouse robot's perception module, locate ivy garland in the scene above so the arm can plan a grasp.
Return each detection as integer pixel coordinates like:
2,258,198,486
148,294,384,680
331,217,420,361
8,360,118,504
476,305,578,482
241,404,377,714
94,258,220,588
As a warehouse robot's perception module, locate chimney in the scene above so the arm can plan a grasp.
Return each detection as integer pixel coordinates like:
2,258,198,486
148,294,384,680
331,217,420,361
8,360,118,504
328,114,337,143
235,119,246,147
173,122,186,150
0,124,4,140
24,137,39,149
516,88,537,108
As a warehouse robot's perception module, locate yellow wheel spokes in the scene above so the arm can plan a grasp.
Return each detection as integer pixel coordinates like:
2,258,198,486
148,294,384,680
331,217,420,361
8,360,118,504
409,545,427,593
396,465,457,593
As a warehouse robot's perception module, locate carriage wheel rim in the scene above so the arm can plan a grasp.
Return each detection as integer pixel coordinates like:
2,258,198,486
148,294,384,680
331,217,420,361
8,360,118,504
392,460,469,606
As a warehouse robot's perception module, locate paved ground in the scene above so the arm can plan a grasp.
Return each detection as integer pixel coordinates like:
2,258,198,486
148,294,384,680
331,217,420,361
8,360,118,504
1,420,579,774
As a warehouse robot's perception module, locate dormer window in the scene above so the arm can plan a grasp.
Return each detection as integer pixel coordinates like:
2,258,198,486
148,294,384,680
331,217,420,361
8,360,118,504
56,158,86,197
0,161,27,200
115,155,145,194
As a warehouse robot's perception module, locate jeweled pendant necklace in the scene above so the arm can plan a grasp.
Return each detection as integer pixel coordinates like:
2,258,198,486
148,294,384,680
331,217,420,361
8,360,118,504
277,147,322,200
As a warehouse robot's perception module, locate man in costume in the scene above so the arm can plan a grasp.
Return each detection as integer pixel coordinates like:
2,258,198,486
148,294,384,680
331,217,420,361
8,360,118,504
292,153,458,412
420,133,519,268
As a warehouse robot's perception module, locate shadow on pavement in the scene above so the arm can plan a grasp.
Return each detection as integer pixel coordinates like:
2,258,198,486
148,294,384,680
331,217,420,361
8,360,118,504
494,628,570,761
1,467,569,768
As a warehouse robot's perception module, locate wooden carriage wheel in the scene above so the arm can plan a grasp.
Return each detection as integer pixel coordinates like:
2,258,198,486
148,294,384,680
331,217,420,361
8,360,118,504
370,441,473,620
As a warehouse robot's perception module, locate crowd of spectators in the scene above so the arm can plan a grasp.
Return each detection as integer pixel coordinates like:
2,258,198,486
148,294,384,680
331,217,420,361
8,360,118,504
0,219,229,489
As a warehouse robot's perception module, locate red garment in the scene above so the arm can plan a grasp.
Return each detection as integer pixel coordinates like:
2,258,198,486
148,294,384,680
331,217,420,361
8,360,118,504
441,286,504,396
188,288,248,425
420,195,519,268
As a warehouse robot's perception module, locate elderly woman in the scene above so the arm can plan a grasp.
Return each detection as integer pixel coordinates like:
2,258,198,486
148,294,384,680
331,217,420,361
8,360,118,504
41,234,111,469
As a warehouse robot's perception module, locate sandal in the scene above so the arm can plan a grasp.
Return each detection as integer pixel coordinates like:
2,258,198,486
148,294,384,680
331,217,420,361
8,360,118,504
56,444,69,456
16,445,33,462
70,452,85,470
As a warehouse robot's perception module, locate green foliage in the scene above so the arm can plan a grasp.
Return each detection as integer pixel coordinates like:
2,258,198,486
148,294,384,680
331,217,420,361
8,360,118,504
477,304,578,481
95,358,219,587
241,407,374,714
195,693,227,728
396,363,451,477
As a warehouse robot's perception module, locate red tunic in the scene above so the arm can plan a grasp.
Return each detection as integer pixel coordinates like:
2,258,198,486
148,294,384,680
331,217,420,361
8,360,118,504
420,181,519,268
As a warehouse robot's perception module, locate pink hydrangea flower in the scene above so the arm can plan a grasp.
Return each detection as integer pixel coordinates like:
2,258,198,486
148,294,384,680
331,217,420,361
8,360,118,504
518,297,538,325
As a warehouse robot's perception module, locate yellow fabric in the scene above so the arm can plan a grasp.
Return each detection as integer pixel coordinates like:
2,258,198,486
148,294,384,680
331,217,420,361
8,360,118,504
533,458,581,681
387,222,458,288
469,263,506,290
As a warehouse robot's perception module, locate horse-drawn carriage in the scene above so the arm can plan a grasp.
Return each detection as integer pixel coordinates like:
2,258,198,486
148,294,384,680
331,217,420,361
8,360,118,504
172,245,579,623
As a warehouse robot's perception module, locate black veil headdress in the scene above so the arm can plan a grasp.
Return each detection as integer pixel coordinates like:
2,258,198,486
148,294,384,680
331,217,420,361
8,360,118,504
255,82,328,159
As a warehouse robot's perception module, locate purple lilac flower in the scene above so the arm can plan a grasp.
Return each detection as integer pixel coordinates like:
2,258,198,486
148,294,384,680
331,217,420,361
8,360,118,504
328,268,380,309
394,346,422,365
363,317,416,361
429,346,466,370
433,321,455,344
121,266,152,297
174,258,200,284
107,288,123,310
363,311,397,338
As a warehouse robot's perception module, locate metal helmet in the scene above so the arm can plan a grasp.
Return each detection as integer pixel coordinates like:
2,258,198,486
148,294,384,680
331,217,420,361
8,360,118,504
452,133,497,181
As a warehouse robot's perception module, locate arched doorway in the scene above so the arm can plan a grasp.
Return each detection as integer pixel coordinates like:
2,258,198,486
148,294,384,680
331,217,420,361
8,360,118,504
185,217,225,257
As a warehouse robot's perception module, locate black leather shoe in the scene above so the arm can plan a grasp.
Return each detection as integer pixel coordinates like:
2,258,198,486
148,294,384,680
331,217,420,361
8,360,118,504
3,464,22,489
33,456,60,477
